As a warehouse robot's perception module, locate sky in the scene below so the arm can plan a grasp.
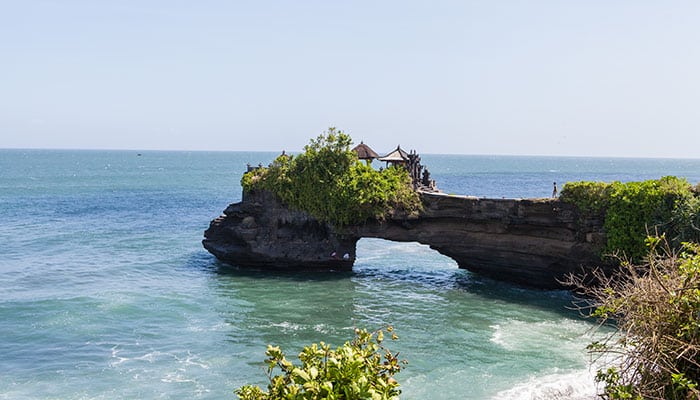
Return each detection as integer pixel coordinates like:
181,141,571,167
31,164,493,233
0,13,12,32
1,1,699,158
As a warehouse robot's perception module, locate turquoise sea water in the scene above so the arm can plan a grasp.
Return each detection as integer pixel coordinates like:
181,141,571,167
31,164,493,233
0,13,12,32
1,149,699,399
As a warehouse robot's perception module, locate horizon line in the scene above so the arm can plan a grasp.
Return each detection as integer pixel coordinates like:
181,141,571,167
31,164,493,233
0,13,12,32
1,146,699,161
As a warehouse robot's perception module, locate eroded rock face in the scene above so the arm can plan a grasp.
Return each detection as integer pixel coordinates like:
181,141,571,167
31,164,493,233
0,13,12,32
203,190,606,288
203,191,357,271
352,194,605,288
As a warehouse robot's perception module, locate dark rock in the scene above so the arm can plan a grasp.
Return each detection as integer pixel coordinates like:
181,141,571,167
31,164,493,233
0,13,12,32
203,190,607,289
203,191,355,271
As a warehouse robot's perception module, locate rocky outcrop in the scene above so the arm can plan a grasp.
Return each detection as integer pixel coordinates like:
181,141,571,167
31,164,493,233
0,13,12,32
203,191,357,271
203,190,607,289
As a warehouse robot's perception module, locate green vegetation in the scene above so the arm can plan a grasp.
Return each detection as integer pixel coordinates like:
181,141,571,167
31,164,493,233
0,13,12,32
562,178,700,397
236,327,404,400
560,177,700,260
570,237,700,399
241,128,421,227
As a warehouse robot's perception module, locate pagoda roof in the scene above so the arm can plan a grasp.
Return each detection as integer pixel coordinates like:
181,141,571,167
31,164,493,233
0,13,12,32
378,145,409,163
352,141,380,160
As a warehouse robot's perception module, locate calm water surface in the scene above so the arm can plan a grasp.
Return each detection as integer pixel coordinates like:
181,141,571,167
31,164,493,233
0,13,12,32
2,149,699,399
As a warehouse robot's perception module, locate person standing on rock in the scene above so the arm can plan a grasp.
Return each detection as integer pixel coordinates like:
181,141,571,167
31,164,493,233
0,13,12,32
552,182,558,198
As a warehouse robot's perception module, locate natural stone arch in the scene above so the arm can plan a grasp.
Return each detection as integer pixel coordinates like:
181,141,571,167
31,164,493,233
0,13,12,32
353,238,459,271
203,190,605,289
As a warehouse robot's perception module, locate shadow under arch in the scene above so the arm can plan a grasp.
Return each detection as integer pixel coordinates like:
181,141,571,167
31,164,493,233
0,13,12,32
189,242,584,322
352,238,586,321
354,237,459,270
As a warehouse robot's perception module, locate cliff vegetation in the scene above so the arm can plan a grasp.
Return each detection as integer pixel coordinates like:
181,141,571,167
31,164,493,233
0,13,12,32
560,177,700,261
553,178,700,398
241,128,421,227
570,237,700,399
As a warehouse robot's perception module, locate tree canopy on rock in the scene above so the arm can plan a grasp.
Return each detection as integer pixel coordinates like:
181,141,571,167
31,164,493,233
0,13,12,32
241,128,422,227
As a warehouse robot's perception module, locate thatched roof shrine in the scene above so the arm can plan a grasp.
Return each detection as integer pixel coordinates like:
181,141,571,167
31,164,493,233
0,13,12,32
378,145,409,165
352,141,380,160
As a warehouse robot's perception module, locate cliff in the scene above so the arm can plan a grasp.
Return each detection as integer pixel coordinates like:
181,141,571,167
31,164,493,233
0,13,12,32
203,190,607,289
203,191,357,271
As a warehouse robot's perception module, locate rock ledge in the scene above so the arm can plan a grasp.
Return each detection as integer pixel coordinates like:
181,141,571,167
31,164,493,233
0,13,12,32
203,190,606,288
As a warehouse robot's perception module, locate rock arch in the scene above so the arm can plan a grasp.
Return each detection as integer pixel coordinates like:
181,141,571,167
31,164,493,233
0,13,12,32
203,190,605,289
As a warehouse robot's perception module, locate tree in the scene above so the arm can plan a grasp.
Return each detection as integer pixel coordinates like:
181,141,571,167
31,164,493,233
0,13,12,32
241,128,421,227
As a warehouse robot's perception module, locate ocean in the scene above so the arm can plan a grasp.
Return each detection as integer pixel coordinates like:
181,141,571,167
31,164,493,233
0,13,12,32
2,149,699,399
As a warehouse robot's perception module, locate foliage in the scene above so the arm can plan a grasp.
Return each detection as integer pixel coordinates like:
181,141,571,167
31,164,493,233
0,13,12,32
241,128,422,226
560,177,700,261
569,238,700,399
235,327,405,400
558,181,612,218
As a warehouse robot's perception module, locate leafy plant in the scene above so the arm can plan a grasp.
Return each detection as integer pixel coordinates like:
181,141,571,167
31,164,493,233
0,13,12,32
241,128,421,227
558,180,611,218
236,327,405,400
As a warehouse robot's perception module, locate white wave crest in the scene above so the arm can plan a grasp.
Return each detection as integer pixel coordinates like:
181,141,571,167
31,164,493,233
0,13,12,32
494,369,599,400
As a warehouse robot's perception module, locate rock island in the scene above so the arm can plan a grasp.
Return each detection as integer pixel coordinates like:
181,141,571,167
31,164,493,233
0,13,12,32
203,130,608,289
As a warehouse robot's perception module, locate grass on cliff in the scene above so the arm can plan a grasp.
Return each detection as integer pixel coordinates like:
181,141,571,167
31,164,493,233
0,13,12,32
241,128,422,227
559,177,700,261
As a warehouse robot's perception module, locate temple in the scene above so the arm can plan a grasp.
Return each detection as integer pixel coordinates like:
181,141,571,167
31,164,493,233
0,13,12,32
354,143,439,193
377,145,409,167
351,141,380,163
204,141,609,289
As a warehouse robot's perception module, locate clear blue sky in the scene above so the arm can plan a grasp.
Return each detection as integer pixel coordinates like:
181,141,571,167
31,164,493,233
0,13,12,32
2,1,699,158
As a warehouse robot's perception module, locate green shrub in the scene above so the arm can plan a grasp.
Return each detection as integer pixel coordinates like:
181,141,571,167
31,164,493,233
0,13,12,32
560,177,700,261
236,327,405,400
558,180,611,218
241,128,421,227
